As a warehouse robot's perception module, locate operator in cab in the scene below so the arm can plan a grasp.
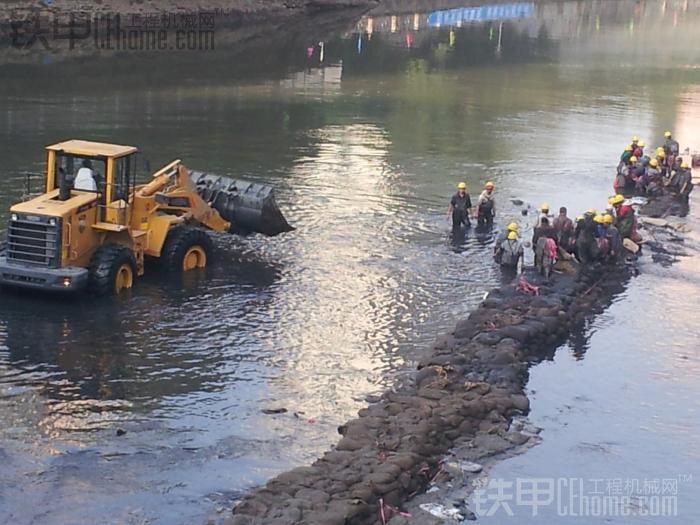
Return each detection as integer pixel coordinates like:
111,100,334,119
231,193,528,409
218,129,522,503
74,159,97,192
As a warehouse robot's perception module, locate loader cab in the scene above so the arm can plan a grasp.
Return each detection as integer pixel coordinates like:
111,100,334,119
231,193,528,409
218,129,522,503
45,140,138,226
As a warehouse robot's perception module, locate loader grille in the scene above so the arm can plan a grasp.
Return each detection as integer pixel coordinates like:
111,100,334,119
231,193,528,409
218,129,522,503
7,215,61,268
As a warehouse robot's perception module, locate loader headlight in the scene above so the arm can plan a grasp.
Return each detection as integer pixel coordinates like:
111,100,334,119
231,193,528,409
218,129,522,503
48,218,57,226
10,213,18,221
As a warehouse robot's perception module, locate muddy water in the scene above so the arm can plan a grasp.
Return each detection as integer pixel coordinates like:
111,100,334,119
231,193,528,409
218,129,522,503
0,1,699,523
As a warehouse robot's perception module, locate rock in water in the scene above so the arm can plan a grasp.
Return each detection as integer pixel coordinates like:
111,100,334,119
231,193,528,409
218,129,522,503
261,407,288,415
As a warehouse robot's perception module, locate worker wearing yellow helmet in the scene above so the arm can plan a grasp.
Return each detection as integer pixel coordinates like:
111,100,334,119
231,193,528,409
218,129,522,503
674,160,694,202
653,149,668,178
476,182,496,227
496,228,524,272
494,222,519,259
448,182,473,230
640,157,663,194
620,144,634,164
663,131,680,159
610,194,639,241
604,214,623,261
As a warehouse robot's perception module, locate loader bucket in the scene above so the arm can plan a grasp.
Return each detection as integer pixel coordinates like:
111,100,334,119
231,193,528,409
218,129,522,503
189,171,294,236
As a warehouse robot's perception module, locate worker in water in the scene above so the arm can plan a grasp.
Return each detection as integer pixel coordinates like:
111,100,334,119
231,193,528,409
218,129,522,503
534,203,552,228
575,209,597,264
553,206,574,252
663,131,680,162
610,194,639,241
477,182,496,227
677,161,694,202
493,222,518,262
498,231,524,272
448,182,473,230
604,214,622,262
532,216,557,278
666,157,684,191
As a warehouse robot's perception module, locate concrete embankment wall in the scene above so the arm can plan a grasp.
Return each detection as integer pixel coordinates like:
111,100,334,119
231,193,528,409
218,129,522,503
227,261,632,525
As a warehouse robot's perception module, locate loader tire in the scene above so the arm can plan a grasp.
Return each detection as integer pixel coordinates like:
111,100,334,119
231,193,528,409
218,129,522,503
88,244,136,296
162,227,213,272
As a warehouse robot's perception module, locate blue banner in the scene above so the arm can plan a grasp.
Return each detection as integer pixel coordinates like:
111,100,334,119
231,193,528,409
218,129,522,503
427,2,534,27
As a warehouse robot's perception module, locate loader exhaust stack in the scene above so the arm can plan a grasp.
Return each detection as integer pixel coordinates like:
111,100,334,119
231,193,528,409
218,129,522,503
189,171,294,236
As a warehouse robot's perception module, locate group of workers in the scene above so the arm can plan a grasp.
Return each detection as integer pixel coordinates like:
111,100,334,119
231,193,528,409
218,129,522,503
448,131,693,278
614,131,693,200
492,197,636,277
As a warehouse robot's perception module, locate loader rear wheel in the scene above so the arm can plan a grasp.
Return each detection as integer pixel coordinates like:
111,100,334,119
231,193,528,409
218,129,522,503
162,227,213,272
88,244,137,296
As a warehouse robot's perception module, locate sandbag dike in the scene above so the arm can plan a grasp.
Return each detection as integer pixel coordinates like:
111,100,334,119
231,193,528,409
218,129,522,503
225,260,636,525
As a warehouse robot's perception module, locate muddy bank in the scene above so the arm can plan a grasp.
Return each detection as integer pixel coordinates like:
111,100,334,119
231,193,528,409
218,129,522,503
225,257,638,525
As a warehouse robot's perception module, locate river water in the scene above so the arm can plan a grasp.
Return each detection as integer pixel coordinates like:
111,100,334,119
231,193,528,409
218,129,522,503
0,1,698,523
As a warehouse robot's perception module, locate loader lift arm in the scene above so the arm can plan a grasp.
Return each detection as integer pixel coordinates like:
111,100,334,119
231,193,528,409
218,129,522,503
139,160,231,233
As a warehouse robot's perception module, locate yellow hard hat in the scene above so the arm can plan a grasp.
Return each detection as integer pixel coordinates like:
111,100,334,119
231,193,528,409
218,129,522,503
624,145,633,152
485,181,494,189
585,208,596,216
632,136,639,143
629,156,638,163
603,214,614,225
650,159,658,168
681,161,690,169
664,131,672,138
657,150,666,158
457,182,467,190
610,194,625,206
575,215,583,222
594,215,605,224
638,141,645,147
540,202,549,212
507,231,517,241
507,222,518,232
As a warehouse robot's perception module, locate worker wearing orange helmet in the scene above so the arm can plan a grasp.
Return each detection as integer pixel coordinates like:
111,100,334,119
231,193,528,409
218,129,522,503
476,181,496,227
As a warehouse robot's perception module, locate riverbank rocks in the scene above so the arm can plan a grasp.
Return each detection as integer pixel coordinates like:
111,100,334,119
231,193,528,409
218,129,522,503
228,261,636,524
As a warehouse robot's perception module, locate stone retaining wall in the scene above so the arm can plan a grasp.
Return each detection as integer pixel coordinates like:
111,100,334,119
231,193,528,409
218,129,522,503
226,261,633,525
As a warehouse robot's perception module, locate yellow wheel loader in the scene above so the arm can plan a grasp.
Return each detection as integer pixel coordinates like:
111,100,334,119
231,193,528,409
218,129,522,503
0,140,293,295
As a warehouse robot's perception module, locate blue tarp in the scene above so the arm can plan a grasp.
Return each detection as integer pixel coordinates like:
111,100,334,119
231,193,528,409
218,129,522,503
427,2,534,27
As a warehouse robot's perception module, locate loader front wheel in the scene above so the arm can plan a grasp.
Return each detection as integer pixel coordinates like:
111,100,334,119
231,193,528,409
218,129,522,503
88,244,137,296
162,227,213,272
